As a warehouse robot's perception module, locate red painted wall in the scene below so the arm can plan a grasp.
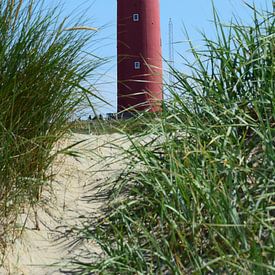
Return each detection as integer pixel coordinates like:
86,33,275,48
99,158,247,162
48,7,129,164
117,0,163,113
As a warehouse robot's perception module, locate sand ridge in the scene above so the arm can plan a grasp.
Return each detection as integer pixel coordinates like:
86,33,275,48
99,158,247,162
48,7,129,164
1,133,129,275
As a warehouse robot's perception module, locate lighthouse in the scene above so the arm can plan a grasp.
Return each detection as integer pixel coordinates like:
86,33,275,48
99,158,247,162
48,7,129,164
117,0,163,114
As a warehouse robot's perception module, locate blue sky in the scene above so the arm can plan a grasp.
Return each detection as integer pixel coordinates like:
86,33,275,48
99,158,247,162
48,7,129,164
45,0,269,115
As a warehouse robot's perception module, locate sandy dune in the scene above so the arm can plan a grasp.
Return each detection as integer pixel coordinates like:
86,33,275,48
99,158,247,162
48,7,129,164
1,133,128,275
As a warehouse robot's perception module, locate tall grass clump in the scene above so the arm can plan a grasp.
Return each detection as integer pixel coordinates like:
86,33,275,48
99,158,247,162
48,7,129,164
0,0,99,248
70,4,274,274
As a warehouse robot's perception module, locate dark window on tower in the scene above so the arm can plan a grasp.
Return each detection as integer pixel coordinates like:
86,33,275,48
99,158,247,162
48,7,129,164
134,61,141,69
133,13,140,22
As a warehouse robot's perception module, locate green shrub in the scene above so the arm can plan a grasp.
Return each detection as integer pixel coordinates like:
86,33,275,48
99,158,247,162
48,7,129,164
70,4,274,274
0,0,100,247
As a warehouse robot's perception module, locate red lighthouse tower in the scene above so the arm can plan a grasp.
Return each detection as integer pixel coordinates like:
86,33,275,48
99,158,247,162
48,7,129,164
117,0,163,114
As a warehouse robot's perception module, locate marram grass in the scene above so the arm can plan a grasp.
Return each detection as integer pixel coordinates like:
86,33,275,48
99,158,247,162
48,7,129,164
0,0,101,250
69,4,274,274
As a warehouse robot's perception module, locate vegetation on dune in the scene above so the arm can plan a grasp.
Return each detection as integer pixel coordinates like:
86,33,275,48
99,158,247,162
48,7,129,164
70,112,160,135
0,0,100,251
69,4,275,274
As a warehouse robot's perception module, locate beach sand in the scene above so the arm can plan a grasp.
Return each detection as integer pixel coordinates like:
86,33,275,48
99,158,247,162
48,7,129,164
1,133,129,275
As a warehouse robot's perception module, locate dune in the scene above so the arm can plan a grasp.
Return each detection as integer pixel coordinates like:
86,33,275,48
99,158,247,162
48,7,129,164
1,133,129,275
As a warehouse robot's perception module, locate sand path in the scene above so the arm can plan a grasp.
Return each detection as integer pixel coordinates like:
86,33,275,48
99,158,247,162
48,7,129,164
1,133,128,275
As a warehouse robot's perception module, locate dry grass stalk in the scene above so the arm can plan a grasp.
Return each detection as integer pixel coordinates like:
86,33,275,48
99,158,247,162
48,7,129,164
64,26,98,32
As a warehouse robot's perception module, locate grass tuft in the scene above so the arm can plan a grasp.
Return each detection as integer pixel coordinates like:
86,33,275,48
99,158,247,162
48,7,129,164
68,4,275,274
0,0,101,251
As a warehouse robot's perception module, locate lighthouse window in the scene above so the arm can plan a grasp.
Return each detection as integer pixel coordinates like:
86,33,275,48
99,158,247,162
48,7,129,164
133,13,140,22
134,61,141,69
